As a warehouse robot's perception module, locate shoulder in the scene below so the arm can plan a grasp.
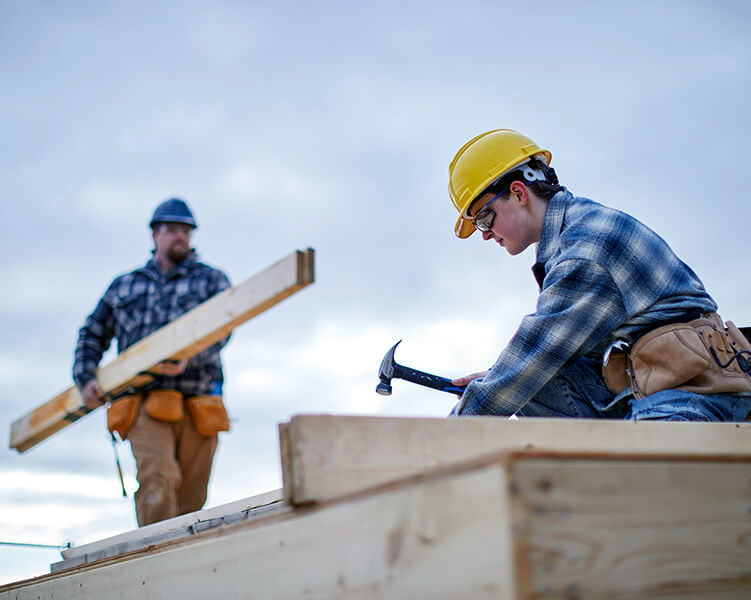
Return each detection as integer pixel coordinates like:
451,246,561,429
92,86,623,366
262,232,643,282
563,194,635,230
103,264,155,301
186,259,231,288
560,194,659,255
188,259,228,277
552,194,682,295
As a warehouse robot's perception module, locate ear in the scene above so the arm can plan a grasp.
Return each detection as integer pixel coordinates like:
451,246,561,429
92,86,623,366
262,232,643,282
509,180,529,205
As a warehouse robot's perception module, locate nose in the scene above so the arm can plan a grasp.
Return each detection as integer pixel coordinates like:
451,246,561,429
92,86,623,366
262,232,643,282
482,230,494,241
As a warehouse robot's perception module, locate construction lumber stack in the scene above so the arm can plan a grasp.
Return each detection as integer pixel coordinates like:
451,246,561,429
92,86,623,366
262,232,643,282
2,416,751,598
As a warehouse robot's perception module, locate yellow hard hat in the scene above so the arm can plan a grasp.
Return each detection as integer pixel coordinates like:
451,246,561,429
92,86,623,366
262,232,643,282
449,129,552,238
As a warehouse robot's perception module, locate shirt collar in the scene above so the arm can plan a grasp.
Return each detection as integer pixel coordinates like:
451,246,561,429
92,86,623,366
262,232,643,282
145,250,198,277
535,187,571,266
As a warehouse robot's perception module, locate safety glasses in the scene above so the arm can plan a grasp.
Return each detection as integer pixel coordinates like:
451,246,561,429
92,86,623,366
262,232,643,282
160,223,194,236
472,190,506,232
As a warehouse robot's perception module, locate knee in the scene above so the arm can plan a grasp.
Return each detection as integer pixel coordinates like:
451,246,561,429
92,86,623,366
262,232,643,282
134,452,182,489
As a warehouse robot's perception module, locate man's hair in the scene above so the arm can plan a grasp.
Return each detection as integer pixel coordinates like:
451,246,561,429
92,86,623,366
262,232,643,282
484,156,562,201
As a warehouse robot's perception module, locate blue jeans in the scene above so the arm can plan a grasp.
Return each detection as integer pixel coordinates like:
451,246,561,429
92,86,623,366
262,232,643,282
516,356,751,422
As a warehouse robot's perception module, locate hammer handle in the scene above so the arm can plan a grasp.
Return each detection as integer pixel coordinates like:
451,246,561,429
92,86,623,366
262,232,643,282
394,364,466,395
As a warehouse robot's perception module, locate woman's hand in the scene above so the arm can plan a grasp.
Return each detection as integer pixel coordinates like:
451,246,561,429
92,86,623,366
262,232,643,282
452,370,489,388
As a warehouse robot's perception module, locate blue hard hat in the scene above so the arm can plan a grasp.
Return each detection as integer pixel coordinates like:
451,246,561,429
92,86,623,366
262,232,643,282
149,198,198,229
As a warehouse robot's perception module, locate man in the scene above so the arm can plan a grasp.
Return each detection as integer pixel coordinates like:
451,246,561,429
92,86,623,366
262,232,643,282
73,198,231,526
448,129,751,422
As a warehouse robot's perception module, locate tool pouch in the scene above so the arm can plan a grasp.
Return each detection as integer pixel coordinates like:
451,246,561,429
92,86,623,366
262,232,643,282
602,351,630,396
603,313,751,399
186,395,230,437
144,389,184,422
107,394,142,438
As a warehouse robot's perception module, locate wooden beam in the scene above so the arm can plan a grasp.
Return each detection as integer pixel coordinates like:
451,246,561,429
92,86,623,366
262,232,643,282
279,414,751,505
508,453,751,598
0,451,519,598
4,451,750,598
9,249,315,453
53,489,285,572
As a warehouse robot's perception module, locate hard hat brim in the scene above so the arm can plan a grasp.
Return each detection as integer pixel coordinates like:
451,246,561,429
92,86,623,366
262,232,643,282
149,216,198,229
454,216,476,239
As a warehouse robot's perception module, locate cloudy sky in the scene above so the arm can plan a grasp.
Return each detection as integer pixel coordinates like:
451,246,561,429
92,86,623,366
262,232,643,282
1,0,750,584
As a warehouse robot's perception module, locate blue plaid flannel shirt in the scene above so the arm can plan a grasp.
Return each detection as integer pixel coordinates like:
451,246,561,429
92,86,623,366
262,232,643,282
73,252,231,397
457,188,717,416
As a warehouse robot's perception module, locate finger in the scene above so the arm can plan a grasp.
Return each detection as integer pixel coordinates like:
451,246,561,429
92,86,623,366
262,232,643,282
452,374,478,386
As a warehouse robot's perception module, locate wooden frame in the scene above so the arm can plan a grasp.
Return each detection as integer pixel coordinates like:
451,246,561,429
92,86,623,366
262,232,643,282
4,450,750,598
9,248,315,452
279,413,751,505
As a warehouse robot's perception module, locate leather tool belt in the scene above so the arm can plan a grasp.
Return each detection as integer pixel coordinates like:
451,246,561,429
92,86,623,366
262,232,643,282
107,394,142,438
106,389,230,438
145,389,184,422
602,313,751,399
186,395,231,436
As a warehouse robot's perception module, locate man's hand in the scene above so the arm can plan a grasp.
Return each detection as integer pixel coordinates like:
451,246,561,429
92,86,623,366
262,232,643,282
81,379,105,410
150,359,189,376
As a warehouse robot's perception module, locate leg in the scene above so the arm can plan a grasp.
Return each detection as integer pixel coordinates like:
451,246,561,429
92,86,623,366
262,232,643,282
174,410,218,516
516,356,627,419
127,405,182,526
628,389,751,422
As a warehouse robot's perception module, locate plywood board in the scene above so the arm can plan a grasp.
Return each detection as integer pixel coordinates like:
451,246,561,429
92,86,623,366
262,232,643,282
10,249,315,452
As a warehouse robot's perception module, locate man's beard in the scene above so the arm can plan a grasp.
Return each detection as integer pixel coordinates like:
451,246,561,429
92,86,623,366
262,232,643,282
167,243,190,263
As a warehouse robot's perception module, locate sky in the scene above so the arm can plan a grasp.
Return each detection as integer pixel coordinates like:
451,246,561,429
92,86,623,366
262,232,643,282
1,0,750,585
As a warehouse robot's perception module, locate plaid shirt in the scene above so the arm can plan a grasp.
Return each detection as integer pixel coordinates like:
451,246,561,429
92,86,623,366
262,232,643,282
457,188,717,416
73,252,231,397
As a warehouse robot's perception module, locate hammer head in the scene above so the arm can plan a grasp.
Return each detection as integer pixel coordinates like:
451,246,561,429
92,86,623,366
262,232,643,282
376,340,401,396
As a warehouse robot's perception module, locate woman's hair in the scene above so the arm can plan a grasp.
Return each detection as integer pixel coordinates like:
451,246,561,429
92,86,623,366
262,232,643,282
484,156,562,201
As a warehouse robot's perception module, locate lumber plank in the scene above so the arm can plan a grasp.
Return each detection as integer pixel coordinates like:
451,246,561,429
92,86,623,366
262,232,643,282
4,451,750,598
0,454,518,599
279,414,751,505
510,455,751,597
53,489,285,572
9,249,315,453
58,489,282,562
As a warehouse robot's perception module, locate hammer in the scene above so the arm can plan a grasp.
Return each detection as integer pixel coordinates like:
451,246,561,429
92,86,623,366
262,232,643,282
376,340,466,396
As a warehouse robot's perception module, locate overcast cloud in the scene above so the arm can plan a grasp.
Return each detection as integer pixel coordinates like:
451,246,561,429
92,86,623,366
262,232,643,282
1,0,750,584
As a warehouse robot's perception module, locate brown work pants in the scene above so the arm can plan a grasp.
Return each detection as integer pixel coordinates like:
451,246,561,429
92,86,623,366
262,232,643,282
127,402,218,527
